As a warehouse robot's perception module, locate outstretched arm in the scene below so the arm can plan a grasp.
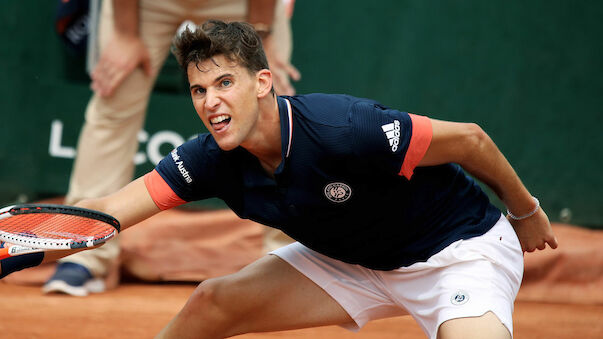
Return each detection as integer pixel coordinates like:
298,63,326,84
0,177,160,278
76,175,161,233
419,119,558,252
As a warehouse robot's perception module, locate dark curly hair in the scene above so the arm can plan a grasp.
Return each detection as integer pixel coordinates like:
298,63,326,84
171,20,269,77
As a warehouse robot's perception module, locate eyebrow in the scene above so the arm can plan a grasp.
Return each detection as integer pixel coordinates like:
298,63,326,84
214,73,234,82
189,73,234,91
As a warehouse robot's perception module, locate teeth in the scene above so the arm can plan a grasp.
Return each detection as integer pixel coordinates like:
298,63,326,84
210,115,230,124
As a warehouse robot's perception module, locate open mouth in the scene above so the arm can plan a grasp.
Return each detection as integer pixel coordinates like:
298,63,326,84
210,114,231,132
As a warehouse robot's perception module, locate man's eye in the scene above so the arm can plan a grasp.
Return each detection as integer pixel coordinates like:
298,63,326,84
194,87,206,95
221,79,232,87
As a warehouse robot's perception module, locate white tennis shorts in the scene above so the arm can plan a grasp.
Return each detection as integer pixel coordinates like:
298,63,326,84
270,214,523,339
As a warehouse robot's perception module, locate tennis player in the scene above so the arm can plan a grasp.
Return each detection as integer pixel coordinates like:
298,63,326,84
1,20,557,339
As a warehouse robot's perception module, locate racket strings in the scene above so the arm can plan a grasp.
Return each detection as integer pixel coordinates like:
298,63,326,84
0,213,115,241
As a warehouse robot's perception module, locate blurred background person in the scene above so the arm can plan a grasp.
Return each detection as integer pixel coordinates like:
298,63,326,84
43,0,300,297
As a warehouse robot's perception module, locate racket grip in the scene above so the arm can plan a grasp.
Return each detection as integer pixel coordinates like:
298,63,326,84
0,245,45,260
0,247,45,279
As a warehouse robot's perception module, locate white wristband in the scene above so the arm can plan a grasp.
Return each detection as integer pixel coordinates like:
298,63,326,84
506,196,540,220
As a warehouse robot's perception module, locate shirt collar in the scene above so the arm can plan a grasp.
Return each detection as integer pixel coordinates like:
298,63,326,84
277,96,293,159
274,96,293,176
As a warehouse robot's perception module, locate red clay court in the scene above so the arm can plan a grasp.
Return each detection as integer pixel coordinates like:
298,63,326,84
1,208,602,338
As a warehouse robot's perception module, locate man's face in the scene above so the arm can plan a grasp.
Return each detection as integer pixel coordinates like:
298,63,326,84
187,55,260,151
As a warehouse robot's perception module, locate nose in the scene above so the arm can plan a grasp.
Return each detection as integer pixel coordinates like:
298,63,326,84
204,89,220,111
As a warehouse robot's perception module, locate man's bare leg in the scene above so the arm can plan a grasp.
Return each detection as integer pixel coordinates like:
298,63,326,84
156,254,353,338
437,311,511,339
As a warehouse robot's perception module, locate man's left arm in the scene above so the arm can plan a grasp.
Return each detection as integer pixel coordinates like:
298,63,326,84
418,119,558,252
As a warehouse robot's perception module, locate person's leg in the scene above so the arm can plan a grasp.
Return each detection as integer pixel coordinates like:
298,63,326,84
156,255,353,338
262,227,294,252
435,217,523,339
46,0,185,294
437,312,510,339
383,215,523,339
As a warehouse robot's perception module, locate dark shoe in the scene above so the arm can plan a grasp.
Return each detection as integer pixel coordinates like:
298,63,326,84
42,262,105,296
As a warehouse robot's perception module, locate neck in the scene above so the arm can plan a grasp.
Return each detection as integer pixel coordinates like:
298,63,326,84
243,94,282,174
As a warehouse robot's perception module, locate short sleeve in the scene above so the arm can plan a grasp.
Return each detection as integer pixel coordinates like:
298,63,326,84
399,114,432,179
153,134,221,203
350,101,432,180
143,170,187,210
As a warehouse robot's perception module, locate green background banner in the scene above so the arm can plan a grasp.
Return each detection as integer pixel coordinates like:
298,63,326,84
1,1,601,227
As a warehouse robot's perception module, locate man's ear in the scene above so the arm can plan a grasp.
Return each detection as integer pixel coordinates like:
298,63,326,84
256,69,273,98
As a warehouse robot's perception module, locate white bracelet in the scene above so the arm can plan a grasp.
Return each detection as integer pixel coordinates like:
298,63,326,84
506,197,540,220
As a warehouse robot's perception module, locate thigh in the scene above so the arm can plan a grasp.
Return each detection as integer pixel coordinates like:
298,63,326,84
387,216,523,338
437,311,510,339
215,254,353,336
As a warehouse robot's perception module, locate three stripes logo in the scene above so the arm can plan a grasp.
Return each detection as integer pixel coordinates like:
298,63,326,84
381,120,401,152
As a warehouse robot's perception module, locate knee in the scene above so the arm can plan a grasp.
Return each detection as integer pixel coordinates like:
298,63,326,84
185,279,221,314
181,277,236,326
156,277,244,338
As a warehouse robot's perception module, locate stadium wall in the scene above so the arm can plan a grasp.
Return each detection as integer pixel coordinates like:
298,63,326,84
0,1,600,227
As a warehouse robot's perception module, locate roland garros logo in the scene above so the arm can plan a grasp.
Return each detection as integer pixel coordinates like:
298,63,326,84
324,182,352,203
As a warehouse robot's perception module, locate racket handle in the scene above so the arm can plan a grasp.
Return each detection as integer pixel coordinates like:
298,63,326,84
0,245,45,279
0,244,45,260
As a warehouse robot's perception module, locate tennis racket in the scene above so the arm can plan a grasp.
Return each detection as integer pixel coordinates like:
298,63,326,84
0,204,120,260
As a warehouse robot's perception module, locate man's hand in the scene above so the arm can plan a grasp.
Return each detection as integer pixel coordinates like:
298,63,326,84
508,208,559,252
91,34,152,97
263,35,300,95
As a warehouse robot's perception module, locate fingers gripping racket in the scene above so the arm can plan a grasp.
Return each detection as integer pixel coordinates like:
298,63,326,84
0,204,120,260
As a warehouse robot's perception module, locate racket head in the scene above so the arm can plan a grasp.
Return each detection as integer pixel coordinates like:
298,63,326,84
0,204,120,250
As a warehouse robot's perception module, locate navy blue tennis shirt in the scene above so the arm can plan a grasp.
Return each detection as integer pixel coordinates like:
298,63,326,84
145,94,502,270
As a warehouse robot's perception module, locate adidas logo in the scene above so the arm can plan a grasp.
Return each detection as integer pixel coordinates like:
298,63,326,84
381,120,400,152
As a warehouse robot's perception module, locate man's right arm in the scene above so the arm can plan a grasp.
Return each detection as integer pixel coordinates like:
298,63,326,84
1,176,160,278
77,175,161,233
